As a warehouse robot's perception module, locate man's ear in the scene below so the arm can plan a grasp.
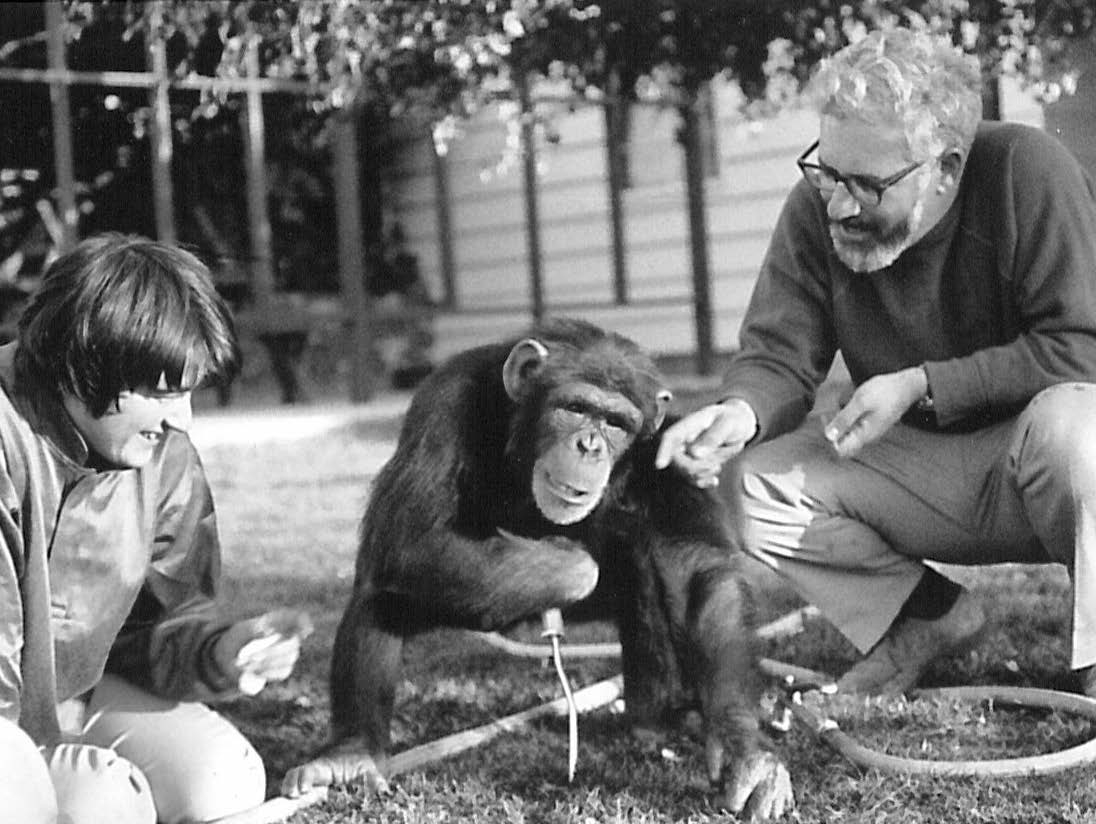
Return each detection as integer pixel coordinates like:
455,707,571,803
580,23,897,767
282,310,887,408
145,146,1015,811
939,147,965,186
502,338,549,401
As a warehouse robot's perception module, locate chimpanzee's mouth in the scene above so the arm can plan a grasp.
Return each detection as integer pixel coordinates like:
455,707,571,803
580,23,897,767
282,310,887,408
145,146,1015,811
546,474,590,503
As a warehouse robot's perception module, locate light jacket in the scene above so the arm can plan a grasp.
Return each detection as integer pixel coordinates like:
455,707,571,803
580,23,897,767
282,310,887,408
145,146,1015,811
0,343,232,744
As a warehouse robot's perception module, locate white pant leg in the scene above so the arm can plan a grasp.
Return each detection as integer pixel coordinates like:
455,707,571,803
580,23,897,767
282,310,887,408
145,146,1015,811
736,419,927,653
735,412,1046,653
0,717,58,824
1006,383,1096,668
83,675,266,824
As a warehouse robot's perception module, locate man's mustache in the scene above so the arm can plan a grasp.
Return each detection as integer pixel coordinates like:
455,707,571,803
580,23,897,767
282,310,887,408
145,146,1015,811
832,217,876,233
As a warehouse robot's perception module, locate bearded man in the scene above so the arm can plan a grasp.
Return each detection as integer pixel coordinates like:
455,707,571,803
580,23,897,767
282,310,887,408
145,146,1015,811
656,27,1096,695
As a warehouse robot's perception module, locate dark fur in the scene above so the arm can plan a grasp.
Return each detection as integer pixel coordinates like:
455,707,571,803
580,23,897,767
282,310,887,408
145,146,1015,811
328,318,765,779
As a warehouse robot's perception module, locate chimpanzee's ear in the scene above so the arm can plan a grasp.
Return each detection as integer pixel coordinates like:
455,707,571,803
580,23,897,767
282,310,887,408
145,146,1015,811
652,389,673,432
502,338,550,401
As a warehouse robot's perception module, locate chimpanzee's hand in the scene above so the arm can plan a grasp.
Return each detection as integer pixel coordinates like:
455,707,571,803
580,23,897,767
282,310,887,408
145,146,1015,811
496,529,598,605
496,528,585,555
281,750,389,798
713,749,794,821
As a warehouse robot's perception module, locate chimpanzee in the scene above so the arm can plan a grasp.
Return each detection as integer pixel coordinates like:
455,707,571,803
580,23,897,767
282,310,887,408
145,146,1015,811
282,317,793,820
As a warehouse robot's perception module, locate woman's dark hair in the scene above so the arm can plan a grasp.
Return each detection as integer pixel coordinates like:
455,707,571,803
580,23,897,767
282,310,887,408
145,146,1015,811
16,233,241,416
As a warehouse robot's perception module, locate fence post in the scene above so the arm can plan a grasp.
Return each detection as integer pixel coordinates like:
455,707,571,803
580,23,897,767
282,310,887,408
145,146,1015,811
679,89,715,376
432,135,457,309
241,33,275,306
604,72,628,305
332,114,378,402
145,1,176,243
44,0,77,253
518,72,545,323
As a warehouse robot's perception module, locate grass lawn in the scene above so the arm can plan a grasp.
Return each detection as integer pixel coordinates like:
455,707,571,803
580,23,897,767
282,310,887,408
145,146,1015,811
198,398,1096,824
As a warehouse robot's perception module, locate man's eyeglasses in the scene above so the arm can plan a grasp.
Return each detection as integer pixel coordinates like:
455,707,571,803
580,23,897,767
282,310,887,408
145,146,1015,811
796,139,925,207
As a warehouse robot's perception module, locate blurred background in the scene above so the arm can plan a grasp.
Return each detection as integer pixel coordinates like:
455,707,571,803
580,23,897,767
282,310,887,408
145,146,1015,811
0,0,1093,409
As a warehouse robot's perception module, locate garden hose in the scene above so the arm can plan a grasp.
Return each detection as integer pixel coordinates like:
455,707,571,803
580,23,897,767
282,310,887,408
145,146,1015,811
541,608,579,781
478,616,1096,778
781,684,1096,777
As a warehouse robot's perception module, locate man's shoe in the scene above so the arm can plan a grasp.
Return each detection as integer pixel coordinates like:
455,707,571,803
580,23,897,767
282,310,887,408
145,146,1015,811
837,588,986,695
1080,665,1096,698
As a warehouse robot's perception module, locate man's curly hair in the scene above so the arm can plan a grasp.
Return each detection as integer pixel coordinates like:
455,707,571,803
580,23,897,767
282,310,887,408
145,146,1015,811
807,27,983,159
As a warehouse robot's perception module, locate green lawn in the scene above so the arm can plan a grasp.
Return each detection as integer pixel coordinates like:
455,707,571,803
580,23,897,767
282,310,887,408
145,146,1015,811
199,408,1096,824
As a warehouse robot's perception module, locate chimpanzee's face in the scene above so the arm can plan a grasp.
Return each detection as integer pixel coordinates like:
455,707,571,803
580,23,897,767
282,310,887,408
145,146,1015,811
530,381,644,524
501,332,671,526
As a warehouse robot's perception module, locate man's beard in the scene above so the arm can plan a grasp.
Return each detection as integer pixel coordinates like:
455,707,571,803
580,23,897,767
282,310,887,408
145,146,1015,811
830,196,926,273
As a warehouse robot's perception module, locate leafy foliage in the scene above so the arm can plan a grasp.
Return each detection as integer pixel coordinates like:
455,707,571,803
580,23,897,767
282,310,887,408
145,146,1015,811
0,1,1091,294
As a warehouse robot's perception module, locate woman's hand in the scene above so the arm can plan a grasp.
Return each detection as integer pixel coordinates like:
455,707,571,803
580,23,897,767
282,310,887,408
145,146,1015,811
214,609,314,695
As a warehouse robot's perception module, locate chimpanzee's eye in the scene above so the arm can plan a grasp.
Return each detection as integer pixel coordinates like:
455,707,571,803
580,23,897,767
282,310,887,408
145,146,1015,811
556,406,587,429
605,414,635,433
603,424,632,451
563,401,586,415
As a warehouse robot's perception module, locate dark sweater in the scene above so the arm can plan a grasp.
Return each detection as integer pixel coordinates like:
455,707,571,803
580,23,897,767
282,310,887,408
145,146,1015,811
725,121,1096,437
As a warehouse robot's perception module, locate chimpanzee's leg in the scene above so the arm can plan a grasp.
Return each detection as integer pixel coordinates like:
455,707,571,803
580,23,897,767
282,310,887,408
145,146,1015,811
329,588,406,762
685,563,765,771
672,551,793,817
623,538,765,757
282,588,407,797
611,536,688,728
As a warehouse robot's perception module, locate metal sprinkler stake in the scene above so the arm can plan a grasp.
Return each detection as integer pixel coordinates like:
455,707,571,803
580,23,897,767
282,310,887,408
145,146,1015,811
541,608,578,781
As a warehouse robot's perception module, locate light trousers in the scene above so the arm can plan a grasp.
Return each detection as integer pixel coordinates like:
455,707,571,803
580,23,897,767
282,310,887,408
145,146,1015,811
0,674,265,824
735,382,1096,669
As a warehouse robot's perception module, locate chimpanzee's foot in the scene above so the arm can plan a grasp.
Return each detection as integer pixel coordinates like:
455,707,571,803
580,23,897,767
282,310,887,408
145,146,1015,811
719,750,794,822
281,742,390,798
837,588,986,695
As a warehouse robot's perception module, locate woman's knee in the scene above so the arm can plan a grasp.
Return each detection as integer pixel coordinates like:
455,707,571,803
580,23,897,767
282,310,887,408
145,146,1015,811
47,743,156,824
140,714,266,824
85,677,265,823
0,717,58,824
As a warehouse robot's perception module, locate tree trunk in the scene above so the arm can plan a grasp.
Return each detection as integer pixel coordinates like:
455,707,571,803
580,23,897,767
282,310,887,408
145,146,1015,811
982,73,1001,121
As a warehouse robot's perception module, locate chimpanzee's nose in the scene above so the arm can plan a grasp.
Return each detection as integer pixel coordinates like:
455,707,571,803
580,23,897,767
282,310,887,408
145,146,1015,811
577,431,604,458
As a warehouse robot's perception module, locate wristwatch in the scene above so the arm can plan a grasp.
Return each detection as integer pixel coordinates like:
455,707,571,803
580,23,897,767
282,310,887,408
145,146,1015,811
914,366,934,413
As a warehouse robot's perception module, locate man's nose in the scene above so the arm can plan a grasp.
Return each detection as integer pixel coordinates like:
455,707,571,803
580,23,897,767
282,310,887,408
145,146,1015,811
826,182,862,222
162,393,194,432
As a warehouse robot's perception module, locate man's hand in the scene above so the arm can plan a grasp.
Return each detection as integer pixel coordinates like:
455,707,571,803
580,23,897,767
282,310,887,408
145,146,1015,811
214,608,313,695
824,367,927,458
654,399,758,488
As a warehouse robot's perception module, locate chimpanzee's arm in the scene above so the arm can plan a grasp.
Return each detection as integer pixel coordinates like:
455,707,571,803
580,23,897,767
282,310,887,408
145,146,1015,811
375,528,598,630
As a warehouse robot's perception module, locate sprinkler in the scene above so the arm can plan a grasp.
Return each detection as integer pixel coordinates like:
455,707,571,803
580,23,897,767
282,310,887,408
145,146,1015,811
542,607,579,781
